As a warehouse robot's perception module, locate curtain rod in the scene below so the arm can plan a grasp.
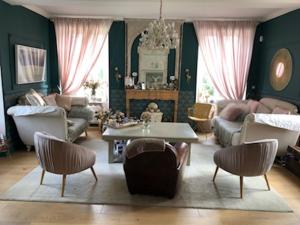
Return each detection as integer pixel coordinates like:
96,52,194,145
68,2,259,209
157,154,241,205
49,15,260,23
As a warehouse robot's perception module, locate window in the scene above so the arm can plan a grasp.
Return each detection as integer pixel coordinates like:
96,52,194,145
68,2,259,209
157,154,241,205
75,36,109,108
196,46,222,103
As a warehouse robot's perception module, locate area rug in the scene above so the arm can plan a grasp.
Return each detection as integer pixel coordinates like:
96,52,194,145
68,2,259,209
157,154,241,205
0,138,292,212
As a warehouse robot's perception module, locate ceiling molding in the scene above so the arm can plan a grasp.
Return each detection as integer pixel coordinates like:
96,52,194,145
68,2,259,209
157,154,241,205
262,8,299,21
3,0,300,23
22,5,50,18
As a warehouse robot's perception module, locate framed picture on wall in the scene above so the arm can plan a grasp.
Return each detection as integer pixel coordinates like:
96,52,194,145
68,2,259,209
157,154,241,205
15,44,46,84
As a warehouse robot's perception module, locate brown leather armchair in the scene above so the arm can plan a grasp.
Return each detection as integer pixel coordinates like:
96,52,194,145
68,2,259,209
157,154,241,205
123,138,188,198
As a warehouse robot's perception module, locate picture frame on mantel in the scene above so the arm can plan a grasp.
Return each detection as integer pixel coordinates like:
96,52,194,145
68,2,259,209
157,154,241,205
15,44,47,84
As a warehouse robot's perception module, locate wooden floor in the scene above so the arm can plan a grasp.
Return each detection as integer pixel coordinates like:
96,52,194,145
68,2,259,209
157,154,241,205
1,127,300,225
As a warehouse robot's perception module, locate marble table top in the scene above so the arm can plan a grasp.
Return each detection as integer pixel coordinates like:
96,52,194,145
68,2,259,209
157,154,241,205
102,122,198,143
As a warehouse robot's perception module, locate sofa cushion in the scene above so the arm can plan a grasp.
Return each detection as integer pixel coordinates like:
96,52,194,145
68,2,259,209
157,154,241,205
272,107,291,115
213,116,243,146
25,89,46,106
256,103,272,113
43,94,57,106
260,97,298,114
56,95,72,111
247,99,260,113
17,95,31,105
67,118,88,141
219,103,248,121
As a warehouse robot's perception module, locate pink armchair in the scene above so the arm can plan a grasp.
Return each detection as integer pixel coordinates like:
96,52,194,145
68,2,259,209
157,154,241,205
34,132,97,197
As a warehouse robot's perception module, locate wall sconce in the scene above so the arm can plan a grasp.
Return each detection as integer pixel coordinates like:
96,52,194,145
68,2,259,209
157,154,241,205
185,68,191,83
114,67,122,81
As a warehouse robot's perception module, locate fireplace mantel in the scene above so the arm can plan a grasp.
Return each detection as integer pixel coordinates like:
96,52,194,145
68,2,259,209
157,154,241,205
125,89,179,122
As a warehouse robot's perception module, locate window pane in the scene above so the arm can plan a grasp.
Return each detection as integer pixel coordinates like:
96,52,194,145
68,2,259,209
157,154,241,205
196,46,222,103
76,35,109,109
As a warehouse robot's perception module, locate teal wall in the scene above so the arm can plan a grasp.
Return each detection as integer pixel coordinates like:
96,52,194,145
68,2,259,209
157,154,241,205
248,9,300,106
109,22,198,122
109,21,126,112
0,0,58,150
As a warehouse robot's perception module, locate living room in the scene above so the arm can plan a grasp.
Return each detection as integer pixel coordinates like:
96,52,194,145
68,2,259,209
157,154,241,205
1,0,300,224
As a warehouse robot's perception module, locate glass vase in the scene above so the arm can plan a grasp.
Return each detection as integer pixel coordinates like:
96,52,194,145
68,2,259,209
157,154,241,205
143,120,150,129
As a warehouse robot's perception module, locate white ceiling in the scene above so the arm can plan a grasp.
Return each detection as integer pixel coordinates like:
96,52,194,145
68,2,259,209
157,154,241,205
4,0,300,21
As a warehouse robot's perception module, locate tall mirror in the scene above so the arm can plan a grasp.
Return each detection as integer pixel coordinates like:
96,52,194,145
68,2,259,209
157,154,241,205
125,19,183,89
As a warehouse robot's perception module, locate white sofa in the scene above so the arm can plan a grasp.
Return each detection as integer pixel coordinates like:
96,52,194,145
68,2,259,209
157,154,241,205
7,96,93,151
214,97,300,156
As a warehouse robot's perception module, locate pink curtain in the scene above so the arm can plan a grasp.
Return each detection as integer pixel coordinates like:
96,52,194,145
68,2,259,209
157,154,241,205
54,18,112,94
193,21,256,100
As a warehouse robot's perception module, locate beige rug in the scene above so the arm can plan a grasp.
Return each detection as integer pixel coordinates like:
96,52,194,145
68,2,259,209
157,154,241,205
0,138,292,212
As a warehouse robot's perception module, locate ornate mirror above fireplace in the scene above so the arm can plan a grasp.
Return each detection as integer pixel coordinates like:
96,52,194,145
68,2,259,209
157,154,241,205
138,48,169,89
125,19,183,86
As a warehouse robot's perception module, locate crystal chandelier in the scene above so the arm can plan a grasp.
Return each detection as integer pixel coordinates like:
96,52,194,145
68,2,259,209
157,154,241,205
139,0,178,50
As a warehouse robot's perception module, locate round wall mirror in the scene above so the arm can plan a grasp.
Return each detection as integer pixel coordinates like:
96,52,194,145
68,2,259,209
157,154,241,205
270,48,292,91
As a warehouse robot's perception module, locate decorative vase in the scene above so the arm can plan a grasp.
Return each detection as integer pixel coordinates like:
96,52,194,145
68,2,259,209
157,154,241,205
91,88,96,96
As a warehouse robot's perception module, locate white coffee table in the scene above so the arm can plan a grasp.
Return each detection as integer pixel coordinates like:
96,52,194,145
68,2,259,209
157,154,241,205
102,122,198,165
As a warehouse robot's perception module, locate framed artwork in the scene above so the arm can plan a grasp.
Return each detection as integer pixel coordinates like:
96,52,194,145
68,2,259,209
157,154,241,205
15,44,46,84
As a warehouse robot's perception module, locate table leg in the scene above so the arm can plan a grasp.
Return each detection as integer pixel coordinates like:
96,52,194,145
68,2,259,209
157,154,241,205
108,141,114,163
187,143,191,166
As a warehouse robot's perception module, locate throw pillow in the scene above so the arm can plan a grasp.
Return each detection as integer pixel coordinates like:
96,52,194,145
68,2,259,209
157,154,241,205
17,95,31,105
247,99,260,113
43,94,57,106
56,94,72,111
272,107,291,114
25,89,46,106
256,103,272,113
219,103,247,121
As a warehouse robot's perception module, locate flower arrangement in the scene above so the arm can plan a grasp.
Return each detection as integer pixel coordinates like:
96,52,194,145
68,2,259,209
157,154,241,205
83,80,99,96
98,109,126,126
140,111,151,123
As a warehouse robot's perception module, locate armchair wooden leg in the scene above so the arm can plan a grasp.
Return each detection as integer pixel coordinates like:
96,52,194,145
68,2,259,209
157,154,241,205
91,167,98,181
85,130,88,137
40,170,45,185
264,174,271,190
240,176,243,199
61,175,66,197
212,166,219,182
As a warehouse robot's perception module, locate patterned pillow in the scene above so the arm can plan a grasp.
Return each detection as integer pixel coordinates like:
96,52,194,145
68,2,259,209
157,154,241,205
17,95,31,105
25,89,46,106
56,94,72,111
